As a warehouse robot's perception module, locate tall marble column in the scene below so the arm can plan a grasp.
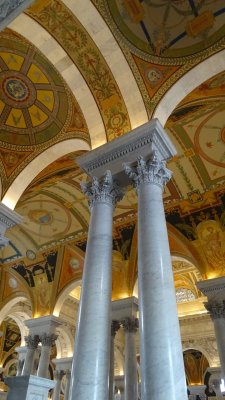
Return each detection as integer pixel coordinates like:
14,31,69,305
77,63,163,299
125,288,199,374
52,370,64,400
22,335,39,375
122,317,138,400
109,321,120,400
15,346,27,376
37,333,57,378
64,369,71,400
70,171,123,400
205,302,225,380
124,153,187,400
197,278,225,381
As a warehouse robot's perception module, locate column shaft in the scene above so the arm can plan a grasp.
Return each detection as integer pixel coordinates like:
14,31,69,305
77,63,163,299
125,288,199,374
64,370,71,400
125,155,187,400
52,371,64,400
22,335,39,376
138,182,187,400
123,318,138,400
37,334,57,378
70,172,123,400
213,317,225,379
109,321,120,400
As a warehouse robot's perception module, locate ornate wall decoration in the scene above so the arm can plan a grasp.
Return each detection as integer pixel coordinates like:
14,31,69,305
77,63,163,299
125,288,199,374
93,0,225,114
11,251,57,315
27,0,131,140
183,349,209,385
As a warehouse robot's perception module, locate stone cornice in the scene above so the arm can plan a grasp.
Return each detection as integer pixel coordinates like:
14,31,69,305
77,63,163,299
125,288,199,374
197,277,225,299
0,0,35,31
77,119,177,187
0,202,22,247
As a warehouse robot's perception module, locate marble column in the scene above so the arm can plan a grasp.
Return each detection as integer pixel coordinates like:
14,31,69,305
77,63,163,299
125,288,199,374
205,302,225,381
124,153,187,400
37,333,57,378
109,321,120,400
52,370,64,400
22,335,39,375
188,385,206,399
122,317,138,400
15,346,27,376
70,171,123,400
64,369,71,400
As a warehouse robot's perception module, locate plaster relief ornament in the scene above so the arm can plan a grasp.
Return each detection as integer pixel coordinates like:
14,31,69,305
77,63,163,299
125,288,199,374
8,277,17,288
69,258,80,270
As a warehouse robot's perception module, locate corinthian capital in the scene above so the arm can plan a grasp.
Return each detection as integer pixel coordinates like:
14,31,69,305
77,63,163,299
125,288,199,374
124,152,172,190
80,170,124,209
25,334,39,349
205,301,225,320
40,333,58,347
122,317,139,333
111,320,120,337
54,370,65,381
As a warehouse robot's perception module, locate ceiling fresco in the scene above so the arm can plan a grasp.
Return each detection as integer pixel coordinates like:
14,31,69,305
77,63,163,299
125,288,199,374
0,29,89,197
93,0,225,114
26,0,131,141
184,349,209,385
107,0,225,58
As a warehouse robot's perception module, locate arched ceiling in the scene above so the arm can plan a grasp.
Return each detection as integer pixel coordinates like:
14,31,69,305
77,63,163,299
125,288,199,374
0,28,90,198
0,0,225,302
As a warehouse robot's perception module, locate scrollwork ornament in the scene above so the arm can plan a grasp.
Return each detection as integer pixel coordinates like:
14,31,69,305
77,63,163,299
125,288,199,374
80,170,124,209
123,151,172,190
205,301,225,320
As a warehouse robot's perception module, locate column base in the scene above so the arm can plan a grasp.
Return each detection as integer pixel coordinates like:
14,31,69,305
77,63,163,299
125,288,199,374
5,375,55,400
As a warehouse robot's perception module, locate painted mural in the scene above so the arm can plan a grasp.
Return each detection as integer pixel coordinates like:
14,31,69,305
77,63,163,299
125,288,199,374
184,349,209,385
27,0,131,140
11,251,57,315
0,29,89,196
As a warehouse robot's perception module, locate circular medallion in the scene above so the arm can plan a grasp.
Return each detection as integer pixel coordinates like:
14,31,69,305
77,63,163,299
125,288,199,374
0,71,36,109
3,77,29,101
26,249,36,260
69,258,80,270
8,278,17,289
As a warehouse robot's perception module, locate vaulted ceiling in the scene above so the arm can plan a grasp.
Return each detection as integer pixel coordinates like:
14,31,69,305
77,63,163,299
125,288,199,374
1,0,225,302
